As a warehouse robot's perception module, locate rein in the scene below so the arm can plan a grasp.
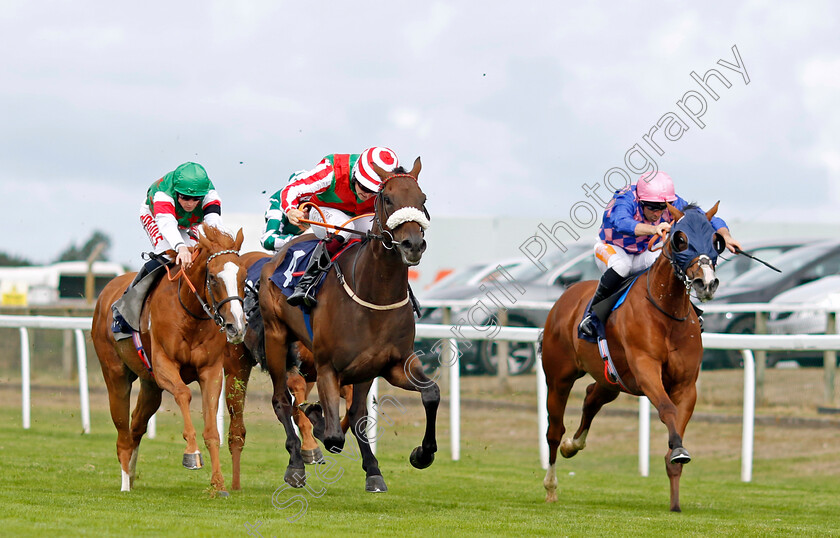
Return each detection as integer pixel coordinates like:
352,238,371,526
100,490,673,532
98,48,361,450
644,234,692,322
165,249,243,328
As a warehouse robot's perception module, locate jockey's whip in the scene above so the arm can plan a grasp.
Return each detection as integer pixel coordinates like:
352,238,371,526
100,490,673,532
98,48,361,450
734,247,782,273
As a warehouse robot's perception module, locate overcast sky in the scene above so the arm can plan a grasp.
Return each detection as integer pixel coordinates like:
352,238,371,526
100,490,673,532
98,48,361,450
2,1,838,267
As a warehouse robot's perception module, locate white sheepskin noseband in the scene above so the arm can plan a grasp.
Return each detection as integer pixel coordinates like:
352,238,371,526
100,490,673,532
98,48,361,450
385,207,430,231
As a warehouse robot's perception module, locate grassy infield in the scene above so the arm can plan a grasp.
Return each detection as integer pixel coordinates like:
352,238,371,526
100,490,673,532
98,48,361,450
0,387,838,538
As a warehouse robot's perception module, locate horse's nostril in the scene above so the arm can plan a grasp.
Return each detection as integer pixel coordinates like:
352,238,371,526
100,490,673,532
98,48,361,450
419,240,427,253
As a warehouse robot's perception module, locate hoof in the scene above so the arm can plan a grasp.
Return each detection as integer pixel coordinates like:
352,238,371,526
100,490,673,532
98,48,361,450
302,447,325,465
365,475,388,493
560,438,579,459
284,466,306,488
182,451,203,470
409,446,435,469
670,447,691,465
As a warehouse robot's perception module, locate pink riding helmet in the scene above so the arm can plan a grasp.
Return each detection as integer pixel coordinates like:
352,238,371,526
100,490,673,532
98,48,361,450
636,171,677,202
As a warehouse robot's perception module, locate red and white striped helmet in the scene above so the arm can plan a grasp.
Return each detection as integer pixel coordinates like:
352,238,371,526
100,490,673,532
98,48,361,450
353,147,399,192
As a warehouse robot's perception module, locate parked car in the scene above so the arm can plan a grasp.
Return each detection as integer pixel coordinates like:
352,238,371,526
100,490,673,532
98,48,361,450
419,257,528,300
765,275,840,367
702,239,840,369
416,243,593,376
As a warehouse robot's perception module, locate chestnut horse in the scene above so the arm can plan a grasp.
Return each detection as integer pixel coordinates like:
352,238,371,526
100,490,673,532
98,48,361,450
541,203,725,511
261,157,435,492
91,226,246,496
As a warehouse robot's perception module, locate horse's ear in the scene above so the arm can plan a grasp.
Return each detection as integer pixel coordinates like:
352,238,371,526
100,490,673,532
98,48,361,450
706,201,720,221
410,156,421,178
234,228,244,251
667,202,683,221
371,162,391,181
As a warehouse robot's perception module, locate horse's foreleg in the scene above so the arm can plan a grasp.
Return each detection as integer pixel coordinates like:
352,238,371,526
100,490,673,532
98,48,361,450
385,357,439,470
152,355,201,466
342,380,387,492
664,381,698,512
632,357,689,463
264,321,306,487
314,366,345,455
128,379,163,489
224,346,253,491
562,382,619,459
198,364,228,495
340,385,353,433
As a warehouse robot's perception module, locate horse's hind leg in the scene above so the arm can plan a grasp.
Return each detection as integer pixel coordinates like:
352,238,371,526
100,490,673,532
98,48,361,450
264,320,306,487
562,382,619,458
100,367,134,491
543,370,579,503
127,379,163,489
384,357,439,470
224,346,253,490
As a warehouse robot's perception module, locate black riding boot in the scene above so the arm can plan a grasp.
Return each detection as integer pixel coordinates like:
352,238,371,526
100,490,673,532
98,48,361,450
127,258,164,290
287,241,331,308
579,268,624,339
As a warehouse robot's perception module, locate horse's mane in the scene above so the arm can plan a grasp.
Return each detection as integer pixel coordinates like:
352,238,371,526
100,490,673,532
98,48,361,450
199,224,236,250
682,202,700,212
391,165,408,174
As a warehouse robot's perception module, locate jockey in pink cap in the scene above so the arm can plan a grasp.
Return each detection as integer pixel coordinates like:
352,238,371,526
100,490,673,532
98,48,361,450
578,171,742,339
275,147,401,307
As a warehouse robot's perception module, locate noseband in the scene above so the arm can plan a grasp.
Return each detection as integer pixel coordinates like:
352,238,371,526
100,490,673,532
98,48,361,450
371,173,430,250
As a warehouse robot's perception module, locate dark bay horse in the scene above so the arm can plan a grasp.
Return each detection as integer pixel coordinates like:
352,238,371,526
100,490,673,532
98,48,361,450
541,203,725,511
223,253,353,490
91,225,247,496
261,157,436,492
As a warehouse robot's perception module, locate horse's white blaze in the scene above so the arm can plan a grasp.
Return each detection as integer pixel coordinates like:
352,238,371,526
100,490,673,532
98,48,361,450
120,469,131,491
701,260,716,286
219,261,246,330
386,207,429,230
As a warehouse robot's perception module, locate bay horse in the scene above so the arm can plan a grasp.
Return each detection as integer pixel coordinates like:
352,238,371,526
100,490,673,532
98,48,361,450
223,252,353,490
91,225,247,496
260,157,435,492
541,203,725,512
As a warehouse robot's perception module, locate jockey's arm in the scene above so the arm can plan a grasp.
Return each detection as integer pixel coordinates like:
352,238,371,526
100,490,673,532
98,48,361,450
634,221,671,237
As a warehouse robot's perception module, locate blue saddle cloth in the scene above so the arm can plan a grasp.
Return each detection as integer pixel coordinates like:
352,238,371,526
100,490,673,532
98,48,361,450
267,239,325,298
578,274,641,344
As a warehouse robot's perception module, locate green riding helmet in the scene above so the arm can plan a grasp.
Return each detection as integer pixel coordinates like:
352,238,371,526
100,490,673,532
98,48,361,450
172,162,211,197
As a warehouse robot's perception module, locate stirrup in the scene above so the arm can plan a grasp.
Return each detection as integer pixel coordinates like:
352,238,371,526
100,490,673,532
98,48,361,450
579,315,597,338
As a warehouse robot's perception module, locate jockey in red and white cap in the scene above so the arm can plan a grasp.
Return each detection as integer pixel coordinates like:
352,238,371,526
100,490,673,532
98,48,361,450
579,171,741,339
277,147,400,307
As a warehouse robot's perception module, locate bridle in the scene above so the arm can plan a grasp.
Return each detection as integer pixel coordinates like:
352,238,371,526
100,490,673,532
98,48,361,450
371,173,429,250
645,231,716,322
175,249,244,328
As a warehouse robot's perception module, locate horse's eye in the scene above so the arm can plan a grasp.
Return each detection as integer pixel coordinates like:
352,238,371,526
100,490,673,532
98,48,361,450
673,231,689,252
383,195,392,206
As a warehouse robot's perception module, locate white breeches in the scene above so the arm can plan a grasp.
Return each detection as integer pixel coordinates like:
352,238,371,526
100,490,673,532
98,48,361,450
594,241,661,277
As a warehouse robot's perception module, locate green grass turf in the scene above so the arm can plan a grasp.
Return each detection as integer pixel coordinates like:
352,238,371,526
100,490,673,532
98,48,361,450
0,401,838,537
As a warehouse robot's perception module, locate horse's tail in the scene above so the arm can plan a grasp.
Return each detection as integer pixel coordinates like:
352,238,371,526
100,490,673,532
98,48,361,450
537,329,544,360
